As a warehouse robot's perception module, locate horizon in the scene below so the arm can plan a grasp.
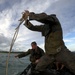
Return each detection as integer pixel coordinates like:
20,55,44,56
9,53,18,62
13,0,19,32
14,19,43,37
0,0,75,52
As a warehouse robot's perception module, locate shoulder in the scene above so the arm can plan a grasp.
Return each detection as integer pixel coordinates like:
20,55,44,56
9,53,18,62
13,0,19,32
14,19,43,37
37,46,44,51
28,49,32,52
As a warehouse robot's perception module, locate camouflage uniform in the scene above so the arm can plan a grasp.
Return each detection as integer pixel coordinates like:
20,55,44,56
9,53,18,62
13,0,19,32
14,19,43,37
24,12,75,74
18,46,44,63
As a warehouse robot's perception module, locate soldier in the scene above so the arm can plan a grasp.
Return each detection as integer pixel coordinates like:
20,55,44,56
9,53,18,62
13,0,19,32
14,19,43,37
15,41,44,74
15,41,44,63
22,10,75,74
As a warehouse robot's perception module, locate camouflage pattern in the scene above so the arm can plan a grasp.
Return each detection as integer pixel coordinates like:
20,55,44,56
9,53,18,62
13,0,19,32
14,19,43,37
18,46,44,63
35,46,75,74
24,12,75,74
25,13,64,54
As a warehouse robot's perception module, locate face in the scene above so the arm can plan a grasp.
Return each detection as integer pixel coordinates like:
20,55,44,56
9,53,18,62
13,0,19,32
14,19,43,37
31,44,37,49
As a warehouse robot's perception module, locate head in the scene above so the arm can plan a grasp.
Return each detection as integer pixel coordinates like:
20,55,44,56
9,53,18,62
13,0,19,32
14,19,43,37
31,41,37,49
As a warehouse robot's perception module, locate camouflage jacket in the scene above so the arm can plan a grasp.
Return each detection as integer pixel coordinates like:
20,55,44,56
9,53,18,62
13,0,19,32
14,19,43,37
18,46,44,62
24,12,65,55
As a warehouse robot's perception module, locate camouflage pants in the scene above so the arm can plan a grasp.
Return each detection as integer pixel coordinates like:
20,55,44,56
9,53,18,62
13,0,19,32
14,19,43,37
35,46,75,74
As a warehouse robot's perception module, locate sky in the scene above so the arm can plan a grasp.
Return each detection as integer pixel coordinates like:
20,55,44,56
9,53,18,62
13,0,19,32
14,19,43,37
0,0,75,52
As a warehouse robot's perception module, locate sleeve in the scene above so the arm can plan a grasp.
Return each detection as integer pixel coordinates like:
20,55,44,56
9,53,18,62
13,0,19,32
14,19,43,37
29,12,55,24
29,12,48,21
18,49,31,58
24,20,44,32
29,12,48,23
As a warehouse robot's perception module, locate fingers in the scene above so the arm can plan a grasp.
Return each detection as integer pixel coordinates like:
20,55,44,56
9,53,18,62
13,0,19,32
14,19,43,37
22,10,29,20
35,59,39,64
60,65,64,70
19,10,30,23
25,10,30,16
15,55,18,58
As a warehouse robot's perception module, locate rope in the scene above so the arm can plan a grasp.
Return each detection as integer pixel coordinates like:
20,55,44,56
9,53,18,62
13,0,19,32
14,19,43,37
5,20,24,75
5,10,28,75
16,58,26,65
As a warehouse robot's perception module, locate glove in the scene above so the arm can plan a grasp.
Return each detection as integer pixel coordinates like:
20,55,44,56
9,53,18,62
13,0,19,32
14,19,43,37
24,20,32,28
19,10,30,22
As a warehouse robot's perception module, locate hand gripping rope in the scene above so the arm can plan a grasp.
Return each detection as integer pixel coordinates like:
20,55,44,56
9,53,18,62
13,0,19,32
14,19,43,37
6,11,27,75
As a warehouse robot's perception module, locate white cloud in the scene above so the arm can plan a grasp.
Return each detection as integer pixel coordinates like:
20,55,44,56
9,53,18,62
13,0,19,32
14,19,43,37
67,44,75,52
0,0,5,4
0,9,13,37
64,37,75,51
0,0,75,52
39,43,45,51
64,37,75,43
64,39,72,43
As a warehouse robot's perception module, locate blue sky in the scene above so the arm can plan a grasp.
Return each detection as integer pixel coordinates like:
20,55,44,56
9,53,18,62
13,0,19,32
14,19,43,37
0,0,75,52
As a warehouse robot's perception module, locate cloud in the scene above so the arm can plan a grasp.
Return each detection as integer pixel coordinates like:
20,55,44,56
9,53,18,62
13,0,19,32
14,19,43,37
45,0,75,35
64,36,75,51
0,34,10,44
0,33,11,51
64,37,75,43
0,10,13,37
0,0,5,4
0,0,75,51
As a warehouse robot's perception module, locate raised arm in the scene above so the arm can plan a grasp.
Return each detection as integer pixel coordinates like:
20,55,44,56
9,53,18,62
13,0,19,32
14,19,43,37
29,12,57,24
29,12,48,23
24,20,52,36
22,11,57,36
24,20,44,32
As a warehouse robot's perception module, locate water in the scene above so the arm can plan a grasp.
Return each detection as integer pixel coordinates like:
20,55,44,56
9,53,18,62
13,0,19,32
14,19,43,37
0,52,75,75
0,53,30,75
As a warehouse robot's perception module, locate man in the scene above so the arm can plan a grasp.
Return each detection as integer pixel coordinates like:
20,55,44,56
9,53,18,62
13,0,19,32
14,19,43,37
15,41,44,74
21,10,75,74
15,41,44,63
